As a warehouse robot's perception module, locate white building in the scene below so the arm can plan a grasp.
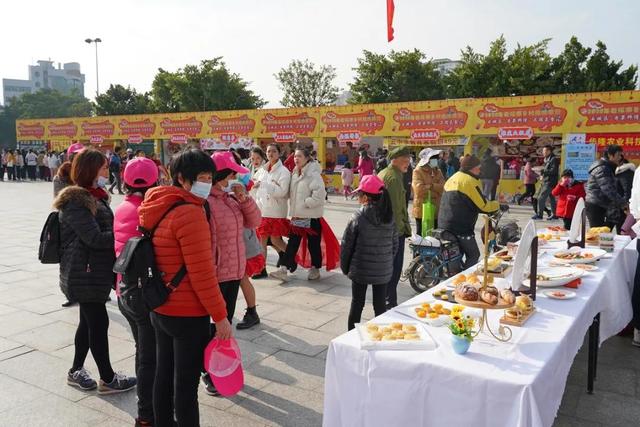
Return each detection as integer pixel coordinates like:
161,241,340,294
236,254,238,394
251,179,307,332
2,60,85,105
433,58,461,74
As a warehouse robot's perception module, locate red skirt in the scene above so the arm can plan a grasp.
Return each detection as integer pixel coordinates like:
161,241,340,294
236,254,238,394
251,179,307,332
257,217,291,239
244,254,266,277
294,218,341,271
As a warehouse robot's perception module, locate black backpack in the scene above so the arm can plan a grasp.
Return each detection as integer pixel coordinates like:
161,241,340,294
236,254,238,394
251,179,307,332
113,202,187,314
38,212,61,264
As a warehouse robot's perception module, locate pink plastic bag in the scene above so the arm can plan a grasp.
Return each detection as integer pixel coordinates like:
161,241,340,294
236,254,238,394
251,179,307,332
621,213,637,239
203,337,244,396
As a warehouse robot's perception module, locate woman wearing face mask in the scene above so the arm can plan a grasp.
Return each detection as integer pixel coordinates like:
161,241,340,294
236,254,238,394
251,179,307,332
200,151,261,395
53,148,137,395
138,148,231,426
274,147,340,281
411,148,446,233
252,143,291,279
552,169,586,230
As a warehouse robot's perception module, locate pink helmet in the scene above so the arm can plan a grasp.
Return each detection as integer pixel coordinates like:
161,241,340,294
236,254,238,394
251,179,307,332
67,143,86,157
123,157,159,188
354,175,385,195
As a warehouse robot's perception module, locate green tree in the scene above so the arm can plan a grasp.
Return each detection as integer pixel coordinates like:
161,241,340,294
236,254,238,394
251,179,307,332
550,36,592,93
350,49,444,104
0,106,19,148
94,84,152,115
584,41,638,92
506,39,554,95
276,59,340,107
150,58,266,112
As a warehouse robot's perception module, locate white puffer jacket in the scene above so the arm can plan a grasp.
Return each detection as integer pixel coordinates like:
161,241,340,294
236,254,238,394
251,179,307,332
289,161,326,219
253,160,291,219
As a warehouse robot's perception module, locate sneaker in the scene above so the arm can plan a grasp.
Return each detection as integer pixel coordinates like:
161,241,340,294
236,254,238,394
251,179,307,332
269,268,289,282
97,372,137,395
67,367,97,390
633,329,640,347
308,267,320,281
237,307,260,330
201,373,220,396
252,268,268,280
531,215,543,220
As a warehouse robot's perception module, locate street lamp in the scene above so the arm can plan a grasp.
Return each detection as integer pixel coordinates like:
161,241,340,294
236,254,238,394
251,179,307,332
85,37,102,97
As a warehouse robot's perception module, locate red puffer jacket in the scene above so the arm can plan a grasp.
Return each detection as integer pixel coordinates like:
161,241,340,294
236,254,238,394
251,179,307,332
138,186,227,322
207,187,261,282
552,181,586,219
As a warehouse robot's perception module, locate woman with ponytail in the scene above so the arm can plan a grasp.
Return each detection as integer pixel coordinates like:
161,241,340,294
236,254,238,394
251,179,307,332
340,175,398,330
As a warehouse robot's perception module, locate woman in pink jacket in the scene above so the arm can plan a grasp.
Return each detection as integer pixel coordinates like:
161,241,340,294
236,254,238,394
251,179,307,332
113,157,158,427
202,151,261,395
354,150,374,177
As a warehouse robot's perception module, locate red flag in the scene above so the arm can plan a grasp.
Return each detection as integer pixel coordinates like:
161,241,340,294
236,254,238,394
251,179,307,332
387,0,395,42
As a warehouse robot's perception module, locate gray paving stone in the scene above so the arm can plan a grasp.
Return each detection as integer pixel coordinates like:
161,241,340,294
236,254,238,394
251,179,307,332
51,334,135,365
234,319,286,342
0,372,48,413
575,390,640,425
552,414,602,427
10,320,76,353
235,338,279,368
246,350,325,391
79,392,138,424
1,286,53,304
0,393,109,426
95,418,132,427
261,304,338,330
0,310,57,337
12,293,68,315
568,359,637,397
557,383,581,417
0,345,34,362
253,324,333,357
276,291,339,310
0,269,40,284
0,336,22,353
200,404,269,427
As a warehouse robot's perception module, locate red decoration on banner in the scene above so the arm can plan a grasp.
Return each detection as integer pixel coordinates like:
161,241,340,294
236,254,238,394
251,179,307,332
336,132,361,143
119,119,156,137
578,99,640,127
387,0,395,42
498,127,534,140
160,117,203,137
219,133,238,144
170,134,188,144
208,114,255,135
273,132,297,143
321,110,385,134
393,106,468,133
410,129,440,141
127,135,143,144
261,112,316,135
89,135,104,144
48,122,78,138
81,120,115,137
477,102,567,131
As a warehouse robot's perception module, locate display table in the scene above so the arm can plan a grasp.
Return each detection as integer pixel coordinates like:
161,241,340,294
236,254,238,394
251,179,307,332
323,236,634,427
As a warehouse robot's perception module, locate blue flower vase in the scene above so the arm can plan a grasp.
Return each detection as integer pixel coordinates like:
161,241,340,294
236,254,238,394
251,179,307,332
451,335,471,354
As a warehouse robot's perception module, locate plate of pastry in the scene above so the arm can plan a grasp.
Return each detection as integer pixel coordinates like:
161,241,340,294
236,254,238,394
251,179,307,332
522,266,584,288
396,302,453,326
356,322,437,350
553,248,606,264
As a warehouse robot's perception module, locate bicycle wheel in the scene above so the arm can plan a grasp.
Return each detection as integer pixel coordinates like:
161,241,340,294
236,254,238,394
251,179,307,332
407,256,442,294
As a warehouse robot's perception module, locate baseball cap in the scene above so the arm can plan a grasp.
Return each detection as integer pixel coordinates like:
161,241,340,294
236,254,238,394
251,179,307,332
204,337,244,397
123,157,159,188
354,175,385,195
417,148,443,167
211,151,249,175
67,143,86,157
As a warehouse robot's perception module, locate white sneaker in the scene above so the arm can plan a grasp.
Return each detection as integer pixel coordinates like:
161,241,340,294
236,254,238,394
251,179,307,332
269,268,289,282
633,328,640,347
308,267,320,281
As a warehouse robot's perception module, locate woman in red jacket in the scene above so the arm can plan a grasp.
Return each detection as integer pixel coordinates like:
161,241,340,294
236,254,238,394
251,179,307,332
551,169,586,230
139,148,231,427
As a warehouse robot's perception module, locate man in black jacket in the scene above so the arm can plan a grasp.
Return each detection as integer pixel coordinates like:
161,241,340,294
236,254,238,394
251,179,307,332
586,144,627,229
534,145,559,220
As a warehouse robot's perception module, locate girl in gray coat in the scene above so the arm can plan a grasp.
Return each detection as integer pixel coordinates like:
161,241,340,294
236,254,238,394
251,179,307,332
341,175,398,330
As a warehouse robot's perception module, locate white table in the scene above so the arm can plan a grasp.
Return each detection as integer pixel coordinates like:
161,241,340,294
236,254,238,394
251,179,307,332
323,237,634,427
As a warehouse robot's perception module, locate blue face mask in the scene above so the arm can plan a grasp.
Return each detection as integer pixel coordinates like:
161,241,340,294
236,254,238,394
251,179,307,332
97,176,109,188
223,180,239,193
190,181,212,199
429,158,439,168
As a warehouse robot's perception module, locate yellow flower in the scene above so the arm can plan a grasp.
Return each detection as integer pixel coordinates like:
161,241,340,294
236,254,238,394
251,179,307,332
456,321,464,329
452,314,461,322
452,305,464,312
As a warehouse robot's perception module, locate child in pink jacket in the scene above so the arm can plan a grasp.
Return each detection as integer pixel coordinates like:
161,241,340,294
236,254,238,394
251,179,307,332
113,157,158,426
202,151,261,396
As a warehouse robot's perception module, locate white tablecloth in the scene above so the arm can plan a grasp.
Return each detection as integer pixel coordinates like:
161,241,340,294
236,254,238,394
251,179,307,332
323,237,635,427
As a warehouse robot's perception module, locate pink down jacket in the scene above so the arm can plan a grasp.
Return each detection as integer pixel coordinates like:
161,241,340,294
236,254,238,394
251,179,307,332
113,194,144,294
207,187,262,282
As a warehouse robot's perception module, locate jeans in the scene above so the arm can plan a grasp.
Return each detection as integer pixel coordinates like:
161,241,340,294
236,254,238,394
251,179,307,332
151,312,210,427
457,234,480,269
537,184,557,217
386,235,406,307
481,179,493,200
633,239,640,329
348,282,386,330
72,302,115,383
108,169,122,193
118,299,156,423
283,218,322,271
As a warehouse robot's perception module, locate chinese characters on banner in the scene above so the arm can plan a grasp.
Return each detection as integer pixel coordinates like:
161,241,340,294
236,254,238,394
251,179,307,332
564,144,596,181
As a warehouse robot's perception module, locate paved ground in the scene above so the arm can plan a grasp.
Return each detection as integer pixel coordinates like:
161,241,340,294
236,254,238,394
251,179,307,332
0,181,638,426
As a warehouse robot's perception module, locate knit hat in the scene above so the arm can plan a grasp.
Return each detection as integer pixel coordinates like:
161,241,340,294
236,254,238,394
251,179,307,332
460,155,481,171
388,146,411,160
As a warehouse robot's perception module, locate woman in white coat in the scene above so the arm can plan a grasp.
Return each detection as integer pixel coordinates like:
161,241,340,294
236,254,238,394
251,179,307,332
252,144,291,278
272,147,330,281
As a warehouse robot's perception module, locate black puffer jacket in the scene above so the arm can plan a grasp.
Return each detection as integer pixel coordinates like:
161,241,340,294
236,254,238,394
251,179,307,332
586,159,627,208
616,162,636,202
340,205,398,285
53,186,115,303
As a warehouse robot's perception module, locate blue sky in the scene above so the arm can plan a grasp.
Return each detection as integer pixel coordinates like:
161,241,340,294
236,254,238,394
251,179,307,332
2,0,638,107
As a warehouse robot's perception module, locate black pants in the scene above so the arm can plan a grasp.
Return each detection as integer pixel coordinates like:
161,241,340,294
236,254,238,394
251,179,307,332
457,234,480,269
0,165,4,180
284,218,322,271
27,165,36,180
348,282,387,330
118,299,155,423
72,302,115,383
521,184,536,201
562,217,572,231
386,235,406,307
633,239,640,330
151,312,209,427
7,166,15,181
109,169,122,193
585,202,614,229
39,165,48,181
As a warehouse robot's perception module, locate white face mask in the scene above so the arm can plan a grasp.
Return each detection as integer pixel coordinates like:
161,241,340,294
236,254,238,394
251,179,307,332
429,158,439,168
190,181,212,199
97,176,109,188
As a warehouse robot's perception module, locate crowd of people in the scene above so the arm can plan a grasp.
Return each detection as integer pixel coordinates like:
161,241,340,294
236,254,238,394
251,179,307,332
1,148,62,182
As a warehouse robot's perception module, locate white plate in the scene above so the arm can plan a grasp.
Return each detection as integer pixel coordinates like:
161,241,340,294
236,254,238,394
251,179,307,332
543,289,577,300
552,248,607,264
573,264,599,272
356,322,438,351
396,303,452,326
522,266,584,288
